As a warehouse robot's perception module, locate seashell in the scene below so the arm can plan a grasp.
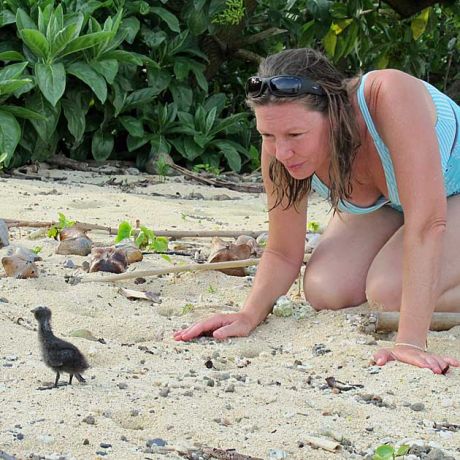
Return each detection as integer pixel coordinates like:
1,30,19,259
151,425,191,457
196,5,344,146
7,245,42,262
0,219,9,248
2,255,39,278
115,240,143,264
56,237,92,256
256,232,269,247
89,247,128,273
272,295,295,317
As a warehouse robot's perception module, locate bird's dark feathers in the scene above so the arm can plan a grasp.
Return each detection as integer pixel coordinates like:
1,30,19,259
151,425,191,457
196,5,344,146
32,305,89,387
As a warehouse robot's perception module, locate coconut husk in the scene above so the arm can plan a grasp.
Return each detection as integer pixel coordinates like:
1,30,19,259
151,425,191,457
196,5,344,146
89,247,128,273
207,237,253,276
2,255,38,278
56,227,93,256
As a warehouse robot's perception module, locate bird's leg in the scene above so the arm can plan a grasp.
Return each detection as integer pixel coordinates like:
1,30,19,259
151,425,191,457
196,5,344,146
69,374,73,385
54,371,60,388
75,373,86,383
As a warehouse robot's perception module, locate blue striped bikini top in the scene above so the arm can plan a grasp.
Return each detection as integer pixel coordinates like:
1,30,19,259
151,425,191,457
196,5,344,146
311,72,458,213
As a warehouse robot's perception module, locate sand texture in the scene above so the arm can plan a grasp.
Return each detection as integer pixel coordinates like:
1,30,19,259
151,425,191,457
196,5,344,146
0,168,459,460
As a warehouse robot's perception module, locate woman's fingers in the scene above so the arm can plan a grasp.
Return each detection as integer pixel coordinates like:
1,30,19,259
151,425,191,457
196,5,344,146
372,348,394,366
373,347,458,374
174,315,227,341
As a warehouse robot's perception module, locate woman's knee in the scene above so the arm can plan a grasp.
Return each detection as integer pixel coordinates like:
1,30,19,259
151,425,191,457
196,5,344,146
365,273,401,312
303,268,366,311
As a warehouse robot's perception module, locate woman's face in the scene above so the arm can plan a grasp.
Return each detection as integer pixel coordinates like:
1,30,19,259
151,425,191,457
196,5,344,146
254,102,330,179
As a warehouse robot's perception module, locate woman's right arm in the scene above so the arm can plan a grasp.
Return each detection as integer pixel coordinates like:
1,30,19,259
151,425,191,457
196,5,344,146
173,149,308,341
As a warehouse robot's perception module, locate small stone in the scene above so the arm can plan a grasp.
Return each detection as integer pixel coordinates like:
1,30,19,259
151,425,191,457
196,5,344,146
117,382,128,390
206,378,215,387
159,387,170,397
268,449,288,459
224,384,235,393
146,438,167,447
82,415,96,425
130,409,140,417
15,433,24,440
426,447,446,460
410,402,425,412
100,443,112,449
63,259,76,269
83,439,89,445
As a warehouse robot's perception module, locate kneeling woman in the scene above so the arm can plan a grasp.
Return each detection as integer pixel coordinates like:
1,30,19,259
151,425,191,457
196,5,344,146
174,48,460,374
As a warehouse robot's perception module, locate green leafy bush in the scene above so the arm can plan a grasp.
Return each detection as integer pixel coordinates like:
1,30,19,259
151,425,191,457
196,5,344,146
0,0,458,172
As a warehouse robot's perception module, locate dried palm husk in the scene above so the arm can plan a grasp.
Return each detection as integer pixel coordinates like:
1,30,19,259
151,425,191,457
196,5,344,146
89,247,128,273
207,237,253,276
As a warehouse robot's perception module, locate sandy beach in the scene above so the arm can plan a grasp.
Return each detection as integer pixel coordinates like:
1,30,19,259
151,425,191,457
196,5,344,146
0,166,459,460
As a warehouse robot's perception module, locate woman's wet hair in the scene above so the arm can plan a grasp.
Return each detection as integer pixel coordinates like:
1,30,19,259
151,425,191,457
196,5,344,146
246,48,361,212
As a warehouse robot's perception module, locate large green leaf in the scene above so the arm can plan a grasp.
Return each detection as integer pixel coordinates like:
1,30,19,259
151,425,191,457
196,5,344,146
100,50,143,65
120,17,140,44
213,139,241,172
90,59,119,84
127,135,149,152
35,62,66,106
0,105,44,120
0,110,21,166
119,116,144,137
122,88,159,112
91,129,114,161
26,91,61,142
0,79,32,96
151,7,180,32
20,29,50,59
50,23,79,57
0,51,25,61
0,62,28,81
62,96,86,143
67,62,107,103
0,10,16,27
16,9,37,31
58,31,112,58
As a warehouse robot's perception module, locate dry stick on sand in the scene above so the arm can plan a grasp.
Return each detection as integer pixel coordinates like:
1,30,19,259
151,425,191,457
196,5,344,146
362,311,460,332
2,218,265,239
82,253,313,283
81,258,261,283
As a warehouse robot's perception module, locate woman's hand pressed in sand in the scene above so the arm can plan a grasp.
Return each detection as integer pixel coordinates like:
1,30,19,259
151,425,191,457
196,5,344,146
173,312,256,341
373,346,460,374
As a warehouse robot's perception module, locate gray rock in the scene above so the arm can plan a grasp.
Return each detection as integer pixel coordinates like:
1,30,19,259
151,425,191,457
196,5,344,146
410,402,425,412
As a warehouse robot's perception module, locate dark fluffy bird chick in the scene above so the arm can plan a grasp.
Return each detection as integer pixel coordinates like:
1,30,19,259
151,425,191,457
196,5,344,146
31,306,89,388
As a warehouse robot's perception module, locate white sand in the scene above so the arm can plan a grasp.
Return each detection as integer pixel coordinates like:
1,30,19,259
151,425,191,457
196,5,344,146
0,169,458,460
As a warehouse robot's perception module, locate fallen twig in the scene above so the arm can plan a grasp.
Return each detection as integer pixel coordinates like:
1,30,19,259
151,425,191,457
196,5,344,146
81,258,261,283
169,163,264,193
3,218,265,239
359,312,460,333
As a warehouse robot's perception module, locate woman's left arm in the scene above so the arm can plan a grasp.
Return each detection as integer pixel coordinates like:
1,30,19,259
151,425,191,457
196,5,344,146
368,70,459,372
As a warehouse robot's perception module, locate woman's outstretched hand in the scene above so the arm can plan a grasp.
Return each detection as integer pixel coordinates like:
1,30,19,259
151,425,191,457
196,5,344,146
373,345,460,374
173,312,257,342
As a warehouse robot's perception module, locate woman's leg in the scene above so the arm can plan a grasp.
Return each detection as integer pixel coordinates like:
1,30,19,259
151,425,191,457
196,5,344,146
366,194,460,313
304,206,404,310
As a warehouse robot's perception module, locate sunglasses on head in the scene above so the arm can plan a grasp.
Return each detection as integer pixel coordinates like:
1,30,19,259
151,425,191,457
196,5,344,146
246,75,325,98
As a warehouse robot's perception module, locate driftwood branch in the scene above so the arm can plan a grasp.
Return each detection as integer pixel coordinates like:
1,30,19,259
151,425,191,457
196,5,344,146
169,164,264,194
360,311,460,333
81,258,261,283
2,218,265,239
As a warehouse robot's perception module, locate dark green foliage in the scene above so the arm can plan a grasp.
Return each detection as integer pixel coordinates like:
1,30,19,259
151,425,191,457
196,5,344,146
0,0,458,172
